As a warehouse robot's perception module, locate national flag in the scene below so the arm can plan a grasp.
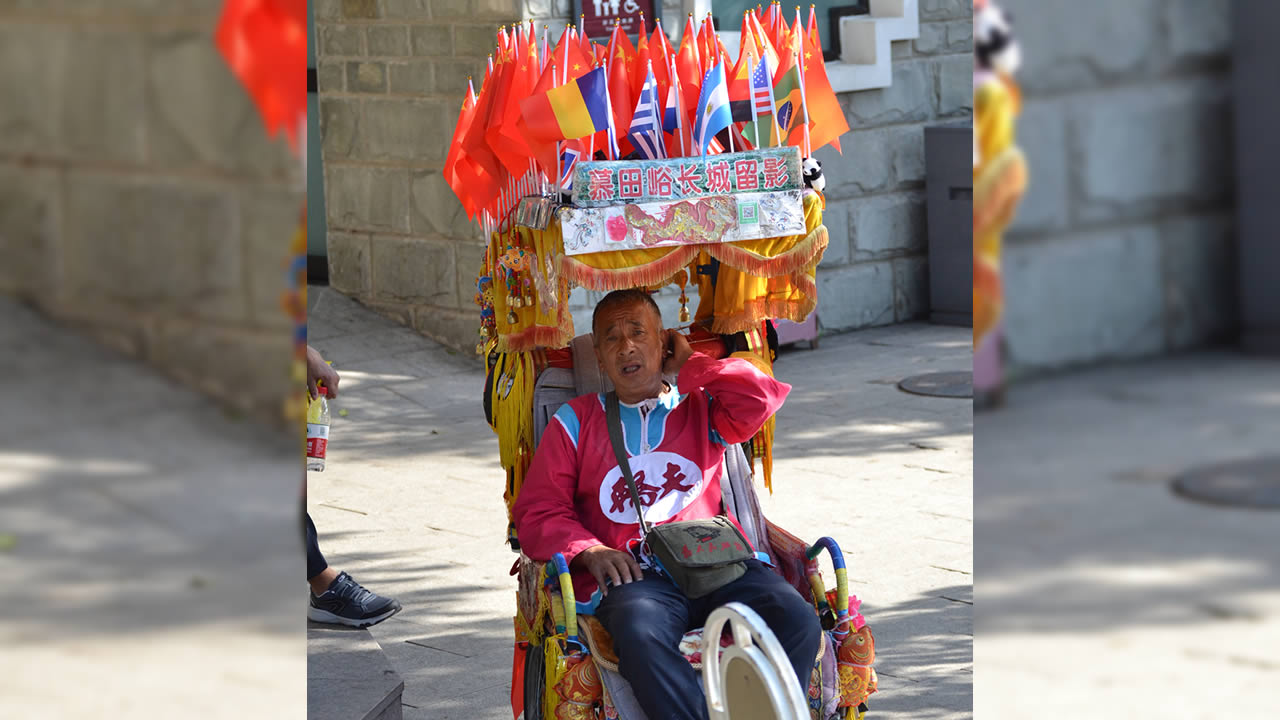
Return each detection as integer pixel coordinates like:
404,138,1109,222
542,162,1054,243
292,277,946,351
772,50,805,144
460,38,508,184
676,14,702,116
627,62,667,160
558,140,584,191
649,20,674,101
519,25,592,175
726,28,756,122
519,65,613,142
741,55,778,148
798,10,849,154
662,64,692,157
748,9,780,79
215,0,307,152
693,61,732,155
489,28,540,176
606,22,635,155
633,21,651,101
444,79,479,218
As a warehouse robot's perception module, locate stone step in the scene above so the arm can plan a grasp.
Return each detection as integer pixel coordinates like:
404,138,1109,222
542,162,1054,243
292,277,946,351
308,622,404,720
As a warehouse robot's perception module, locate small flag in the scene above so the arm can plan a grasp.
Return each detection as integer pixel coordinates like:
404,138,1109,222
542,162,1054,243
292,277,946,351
627,63,667,160
519,66,613,142
559,144,582,190
693,61,732,155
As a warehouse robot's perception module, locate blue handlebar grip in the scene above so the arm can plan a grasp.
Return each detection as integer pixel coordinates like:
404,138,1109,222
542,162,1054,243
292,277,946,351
549,553,579,644
807,537,851,636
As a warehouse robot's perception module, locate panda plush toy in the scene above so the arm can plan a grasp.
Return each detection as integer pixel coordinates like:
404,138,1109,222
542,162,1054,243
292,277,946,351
801,157,825,193
974,0,1020,79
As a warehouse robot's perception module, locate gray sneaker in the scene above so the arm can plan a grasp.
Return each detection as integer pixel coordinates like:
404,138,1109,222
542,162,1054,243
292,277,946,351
308,571,402,628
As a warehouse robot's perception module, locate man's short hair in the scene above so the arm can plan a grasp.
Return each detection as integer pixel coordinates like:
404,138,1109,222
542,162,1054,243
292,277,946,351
591,289,662,339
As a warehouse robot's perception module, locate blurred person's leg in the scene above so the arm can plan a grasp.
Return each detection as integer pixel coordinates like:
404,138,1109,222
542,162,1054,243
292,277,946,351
305,512,402,628
305,512,338,594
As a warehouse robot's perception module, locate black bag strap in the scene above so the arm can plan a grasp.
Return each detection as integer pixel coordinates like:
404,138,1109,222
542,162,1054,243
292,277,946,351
605,391,650,535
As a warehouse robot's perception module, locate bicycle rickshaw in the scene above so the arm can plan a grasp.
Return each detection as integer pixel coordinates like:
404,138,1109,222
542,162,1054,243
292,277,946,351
472,142,878,719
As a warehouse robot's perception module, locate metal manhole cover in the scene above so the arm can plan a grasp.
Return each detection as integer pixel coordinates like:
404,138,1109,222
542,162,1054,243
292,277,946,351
1171,457,1280,509
898,372,972,398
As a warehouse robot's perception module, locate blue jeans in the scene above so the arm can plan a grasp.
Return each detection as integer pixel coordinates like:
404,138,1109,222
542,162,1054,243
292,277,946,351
595,560,822,720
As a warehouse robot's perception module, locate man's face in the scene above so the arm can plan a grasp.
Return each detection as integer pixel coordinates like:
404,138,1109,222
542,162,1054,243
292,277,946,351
593,300,665,403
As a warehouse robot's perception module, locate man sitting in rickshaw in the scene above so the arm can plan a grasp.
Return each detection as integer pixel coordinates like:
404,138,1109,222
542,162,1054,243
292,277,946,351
512,289,822,720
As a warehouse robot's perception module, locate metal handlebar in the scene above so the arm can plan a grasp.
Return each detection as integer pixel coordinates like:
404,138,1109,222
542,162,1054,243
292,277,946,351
547,553,581,649
806,537,850,638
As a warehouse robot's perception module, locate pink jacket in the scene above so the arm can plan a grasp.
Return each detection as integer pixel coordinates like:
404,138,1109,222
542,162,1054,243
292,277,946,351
512,352,790,611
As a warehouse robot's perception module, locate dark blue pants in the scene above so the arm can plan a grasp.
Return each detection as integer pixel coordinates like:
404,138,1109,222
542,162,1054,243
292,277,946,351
305,512,328,581
595,559,822,720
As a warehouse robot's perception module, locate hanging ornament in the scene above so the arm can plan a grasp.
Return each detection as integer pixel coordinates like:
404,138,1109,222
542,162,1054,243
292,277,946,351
677,268,691,323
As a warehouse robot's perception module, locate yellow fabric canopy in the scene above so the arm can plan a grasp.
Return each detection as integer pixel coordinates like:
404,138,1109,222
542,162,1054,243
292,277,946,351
486,191,827,351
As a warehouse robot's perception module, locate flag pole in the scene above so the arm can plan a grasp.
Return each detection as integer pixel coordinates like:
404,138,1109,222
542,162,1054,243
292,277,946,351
748,52,761,149
795,49,811,157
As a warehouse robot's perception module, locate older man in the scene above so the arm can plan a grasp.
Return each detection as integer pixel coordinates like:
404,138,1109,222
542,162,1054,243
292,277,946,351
512,290,821,720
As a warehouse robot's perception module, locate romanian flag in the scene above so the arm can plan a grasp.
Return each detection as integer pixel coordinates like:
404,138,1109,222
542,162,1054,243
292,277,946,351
519,66,613,142
519,25,593,175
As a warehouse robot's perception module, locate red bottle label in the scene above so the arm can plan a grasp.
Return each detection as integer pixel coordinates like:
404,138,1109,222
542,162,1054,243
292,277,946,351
307,423,329,459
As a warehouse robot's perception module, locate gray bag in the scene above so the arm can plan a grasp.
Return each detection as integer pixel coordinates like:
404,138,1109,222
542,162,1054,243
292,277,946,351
605,392,753,598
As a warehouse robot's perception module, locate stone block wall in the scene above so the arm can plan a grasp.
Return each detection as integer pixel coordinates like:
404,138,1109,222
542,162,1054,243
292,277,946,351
999,0,1236,373
314,0,522,352
315,0,970,350
811,0,973,333
0,1,302,420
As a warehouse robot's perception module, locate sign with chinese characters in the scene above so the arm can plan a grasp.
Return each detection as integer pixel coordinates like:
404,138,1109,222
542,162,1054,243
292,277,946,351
570,147,804,207
558,190,805,256
573,0,658,42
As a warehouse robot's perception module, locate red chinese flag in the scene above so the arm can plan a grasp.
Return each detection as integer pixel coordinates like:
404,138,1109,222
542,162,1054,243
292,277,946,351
749,9,780,79
676,15,702,122
649,21,673,101
633,21,651,100
461,39,509,185
798,13,848,154
444,81,479,218
492,30,541,175
606,23,635,156
482,42,526,176
215,0,307,153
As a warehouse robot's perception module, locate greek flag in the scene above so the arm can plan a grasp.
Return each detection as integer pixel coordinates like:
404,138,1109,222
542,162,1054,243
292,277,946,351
627,63,667,160
693,61,732,156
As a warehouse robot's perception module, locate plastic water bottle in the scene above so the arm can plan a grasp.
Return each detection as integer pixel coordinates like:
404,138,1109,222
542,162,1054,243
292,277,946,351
306,386,330,472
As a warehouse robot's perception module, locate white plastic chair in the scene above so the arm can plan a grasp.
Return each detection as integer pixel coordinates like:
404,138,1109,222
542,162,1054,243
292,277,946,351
702,603,810,720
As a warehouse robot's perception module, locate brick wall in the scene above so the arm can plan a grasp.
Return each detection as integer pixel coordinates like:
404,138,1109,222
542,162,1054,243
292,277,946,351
0,1,301,419
811,0,973,333
313,0,520,354
999,0,1236,372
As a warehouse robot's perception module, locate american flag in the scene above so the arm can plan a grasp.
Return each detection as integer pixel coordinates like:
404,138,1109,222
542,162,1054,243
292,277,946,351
627,64,667,160
750,56,773,116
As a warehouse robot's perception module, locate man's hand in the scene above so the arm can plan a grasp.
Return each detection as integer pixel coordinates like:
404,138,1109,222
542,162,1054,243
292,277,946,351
306,346,340,400
570,544,642,595
662,329,694,378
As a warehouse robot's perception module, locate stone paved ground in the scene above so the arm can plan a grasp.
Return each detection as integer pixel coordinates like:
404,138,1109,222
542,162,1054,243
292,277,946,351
976,353,1280,719
0,296,302,719
307,286,973,720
